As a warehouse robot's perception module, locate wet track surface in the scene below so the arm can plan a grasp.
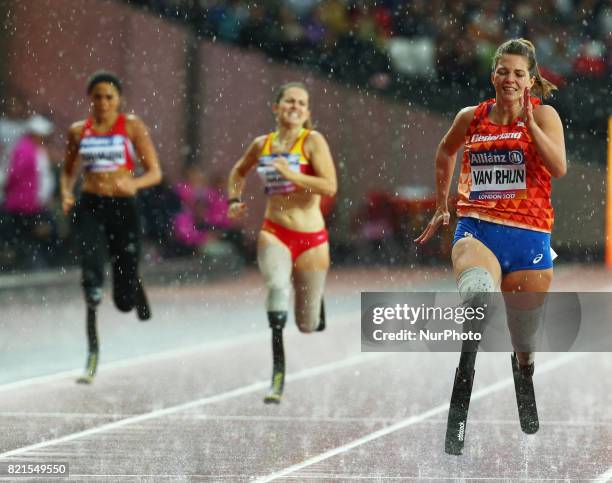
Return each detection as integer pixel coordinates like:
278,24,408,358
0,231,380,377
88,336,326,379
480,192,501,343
0,265,611,481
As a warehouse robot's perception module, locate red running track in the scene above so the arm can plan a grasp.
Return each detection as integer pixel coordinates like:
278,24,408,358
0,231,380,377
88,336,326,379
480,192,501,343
0,265,610,481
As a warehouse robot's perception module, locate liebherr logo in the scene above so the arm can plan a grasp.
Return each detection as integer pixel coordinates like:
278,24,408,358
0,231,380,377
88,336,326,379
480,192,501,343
458,421,465,441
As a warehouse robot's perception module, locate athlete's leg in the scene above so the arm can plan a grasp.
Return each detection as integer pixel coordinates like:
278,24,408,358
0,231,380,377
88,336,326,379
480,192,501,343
77,198,106,309
258,231,293,403
107,198,148,318
446,237,501,454
293,242,330,333
501,269,552,366
502,269,551,434
74,196,105,384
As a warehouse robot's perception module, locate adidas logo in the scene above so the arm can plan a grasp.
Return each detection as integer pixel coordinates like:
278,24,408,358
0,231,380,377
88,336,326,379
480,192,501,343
458,421,465,441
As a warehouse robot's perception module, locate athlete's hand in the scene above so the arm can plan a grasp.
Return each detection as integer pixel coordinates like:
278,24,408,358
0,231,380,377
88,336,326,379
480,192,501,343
521,87,534,126
414,207,450,245
62,193,75,215
227,201,247,220
115,177,138,196
272,157,294,180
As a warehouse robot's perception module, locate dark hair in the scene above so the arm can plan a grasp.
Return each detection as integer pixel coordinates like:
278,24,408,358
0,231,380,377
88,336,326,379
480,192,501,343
87,70,123,95
491,39,557,99
274,82,313,129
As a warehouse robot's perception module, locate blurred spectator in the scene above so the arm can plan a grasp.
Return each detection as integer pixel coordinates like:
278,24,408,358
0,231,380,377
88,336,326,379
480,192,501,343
1,115,57,269
0,95,29,203
134,0,610,87
171,165,241,257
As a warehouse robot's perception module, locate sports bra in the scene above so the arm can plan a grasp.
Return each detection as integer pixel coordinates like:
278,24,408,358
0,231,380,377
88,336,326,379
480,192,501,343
79,114,136,173
256,129,314,195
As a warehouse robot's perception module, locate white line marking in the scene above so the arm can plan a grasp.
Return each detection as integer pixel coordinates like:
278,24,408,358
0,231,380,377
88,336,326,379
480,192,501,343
53,476,592,481
0,309,362,393
596,467,612,482
255,352,585,483
0,352,384,458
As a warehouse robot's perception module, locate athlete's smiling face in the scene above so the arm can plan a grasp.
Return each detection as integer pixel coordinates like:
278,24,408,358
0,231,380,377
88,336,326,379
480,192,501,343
274,87,310,128
491,54,535,103
90,82,121,120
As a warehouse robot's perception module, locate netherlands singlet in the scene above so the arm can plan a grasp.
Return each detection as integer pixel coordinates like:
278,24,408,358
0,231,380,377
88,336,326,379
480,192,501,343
456,98,553,233
79,114,136,173
257,129,314,195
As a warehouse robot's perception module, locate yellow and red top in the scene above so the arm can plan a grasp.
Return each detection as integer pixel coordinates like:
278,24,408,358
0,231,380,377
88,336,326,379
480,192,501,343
257,128,314,195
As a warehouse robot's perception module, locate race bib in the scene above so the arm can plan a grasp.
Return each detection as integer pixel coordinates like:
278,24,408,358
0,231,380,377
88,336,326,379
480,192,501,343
469,149,527,201
256,153,301,195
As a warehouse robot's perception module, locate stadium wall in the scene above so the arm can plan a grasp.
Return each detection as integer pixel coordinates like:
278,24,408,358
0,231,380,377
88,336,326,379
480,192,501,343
0,0,603,256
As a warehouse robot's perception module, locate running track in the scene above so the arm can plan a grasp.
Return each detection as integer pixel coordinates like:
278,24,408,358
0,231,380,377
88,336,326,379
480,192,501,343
0,265,610,481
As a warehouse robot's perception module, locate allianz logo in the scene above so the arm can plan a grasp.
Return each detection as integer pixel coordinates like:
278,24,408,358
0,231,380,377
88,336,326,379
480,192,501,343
469,150,524,165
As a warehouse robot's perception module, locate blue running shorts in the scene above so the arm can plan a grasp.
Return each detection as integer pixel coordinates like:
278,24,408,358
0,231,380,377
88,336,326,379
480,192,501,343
452,217,553,274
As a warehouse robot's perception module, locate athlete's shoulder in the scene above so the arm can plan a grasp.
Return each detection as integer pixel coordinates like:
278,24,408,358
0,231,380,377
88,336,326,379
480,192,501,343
457,106,478,123
124,113,145,129
533,104,561,122
304,129,326,144
68,120,87,139
125,113,142,123
451,106,478,133
252,134,269,150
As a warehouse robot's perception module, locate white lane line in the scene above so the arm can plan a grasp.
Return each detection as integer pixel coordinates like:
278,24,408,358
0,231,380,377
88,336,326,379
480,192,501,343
596,467,612,482
0,309,362,393
255,351,585,483
254,478,602,482
58,476,579,481
0,352,384,459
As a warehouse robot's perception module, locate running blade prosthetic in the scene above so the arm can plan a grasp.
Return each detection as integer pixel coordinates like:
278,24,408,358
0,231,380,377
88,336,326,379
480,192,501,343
445,363,475,455
511,353,539,434
263,368,284,404
76,351,98,384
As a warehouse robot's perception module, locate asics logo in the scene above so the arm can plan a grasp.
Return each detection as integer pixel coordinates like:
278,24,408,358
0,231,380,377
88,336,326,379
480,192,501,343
532,254,543,264
458,421,465,441
464,232,473,238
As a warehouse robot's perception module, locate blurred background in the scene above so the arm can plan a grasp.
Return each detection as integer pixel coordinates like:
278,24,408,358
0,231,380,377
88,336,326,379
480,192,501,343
0,0,609,274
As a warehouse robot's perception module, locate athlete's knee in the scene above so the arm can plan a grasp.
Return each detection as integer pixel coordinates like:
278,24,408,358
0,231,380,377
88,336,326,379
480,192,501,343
258,244,292,312
114,295,134,312
457,267,495,307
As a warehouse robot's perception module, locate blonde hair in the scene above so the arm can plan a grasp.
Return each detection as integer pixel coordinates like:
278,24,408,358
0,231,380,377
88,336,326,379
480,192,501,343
491,39,557,99
274,82,313,129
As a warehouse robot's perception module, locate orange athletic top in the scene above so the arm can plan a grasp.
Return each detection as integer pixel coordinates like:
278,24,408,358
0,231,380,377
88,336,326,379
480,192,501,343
456,98,553,233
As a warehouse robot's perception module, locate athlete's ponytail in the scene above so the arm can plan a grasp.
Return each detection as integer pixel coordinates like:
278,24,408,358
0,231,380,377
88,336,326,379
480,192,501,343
491,39,557,99
274,82,313,129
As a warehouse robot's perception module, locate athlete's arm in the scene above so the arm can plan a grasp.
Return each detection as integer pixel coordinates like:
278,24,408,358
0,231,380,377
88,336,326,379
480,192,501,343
273,131,337,197
227,136,264,219
415,106,475,244
527,95,567,178
125,115,162,193
60,122,83,214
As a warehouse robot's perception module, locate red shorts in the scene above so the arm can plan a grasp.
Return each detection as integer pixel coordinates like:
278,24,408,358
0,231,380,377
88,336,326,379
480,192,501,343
261,219,328,262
